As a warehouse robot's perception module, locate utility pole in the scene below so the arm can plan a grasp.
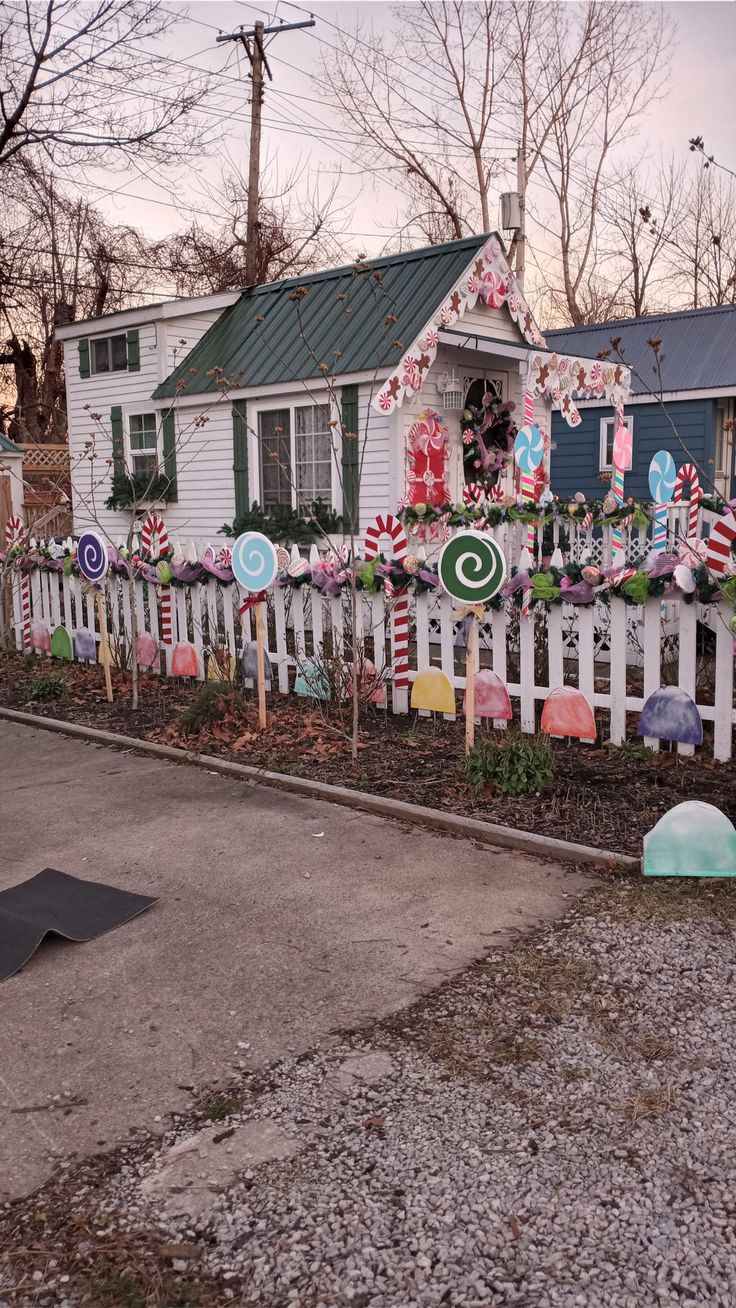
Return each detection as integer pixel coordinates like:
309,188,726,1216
515,141,527,291
216,17,316,285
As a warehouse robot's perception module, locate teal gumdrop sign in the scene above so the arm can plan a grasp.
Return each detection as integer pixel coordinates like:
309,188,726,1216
643,801,736,878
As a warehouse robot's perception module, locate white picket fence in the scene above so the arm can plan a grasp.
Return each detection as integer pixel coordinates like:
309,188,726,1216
6,533,736,762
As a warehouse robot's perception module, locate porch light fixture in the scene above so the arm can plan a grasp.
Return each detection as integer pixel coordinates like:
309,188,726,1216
441,370,464,411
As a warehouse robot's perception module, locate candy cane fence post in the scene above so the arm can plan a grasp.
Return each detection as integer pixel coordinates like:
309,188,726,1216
141,514,172,653
673,463,703,541
4,516,31,651
610,409,632,563
364,514,410,714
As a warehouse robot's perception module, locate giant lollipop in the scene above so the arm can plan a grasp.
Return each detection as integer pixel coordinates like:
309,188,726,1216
232,531,279,729
77,530,113,702
514,424,545,551
648,450,676,552
438,530,507,753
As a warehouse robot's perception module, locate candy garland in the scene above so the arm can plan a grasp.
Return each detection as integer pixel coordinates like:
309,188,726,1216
674,463,703,540
364,514,410,704
4,516,31,651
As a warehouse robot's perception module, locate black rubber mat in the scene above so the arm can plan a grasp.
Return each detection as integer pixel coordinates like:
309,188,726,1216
0,868,157,981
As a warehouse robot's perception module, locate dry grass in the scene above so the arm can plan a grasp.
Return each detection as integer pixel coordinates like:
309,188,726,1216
599,879,736,926
628,1036,677,1064
617,1086,677,1124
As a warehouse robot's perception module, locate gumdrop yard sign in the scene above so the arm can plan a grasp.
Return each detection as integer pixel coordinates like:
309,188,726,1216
438,530,507,752
231,531,279,730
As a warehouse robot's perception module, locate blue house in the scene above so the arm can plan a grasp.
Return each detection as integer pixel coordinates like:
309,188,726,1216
547,305,736,504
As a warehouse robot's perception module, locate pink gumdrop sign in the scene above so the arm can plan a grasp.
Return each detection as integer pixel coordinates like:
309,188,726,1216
541,686,596,740
136,632,159,669
464,669,512,720
31,620,51,652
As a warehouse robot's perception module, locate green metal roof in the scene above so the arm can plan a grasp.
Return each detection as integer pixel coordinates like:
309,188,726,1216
153,234,490,399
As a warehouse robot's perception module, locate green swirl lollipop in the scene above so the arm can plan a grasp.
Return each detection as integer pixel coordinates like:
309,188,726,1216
438,529,507,604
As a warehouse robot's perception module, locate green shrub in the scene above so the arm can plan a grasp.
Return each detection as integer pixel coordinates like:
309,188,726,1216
177,683,230,736
26,672,65,702
464,736,554,797
221,498,343,545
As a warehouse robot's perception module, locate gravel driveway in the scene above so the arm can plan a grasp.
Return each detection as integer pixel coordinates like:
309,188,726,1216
4,876,735,1308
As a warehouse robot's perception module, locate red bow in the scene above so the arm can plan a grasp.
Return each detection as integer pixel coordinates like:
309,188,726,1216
239,590,268,615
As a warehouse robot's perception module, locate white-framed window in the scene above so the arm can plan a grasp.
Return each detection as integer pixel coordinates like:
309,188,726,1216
463,373,505,409
257,401,333,511
128,413,159,479
715,399,734,478
599,414,633,472
91,334,128,375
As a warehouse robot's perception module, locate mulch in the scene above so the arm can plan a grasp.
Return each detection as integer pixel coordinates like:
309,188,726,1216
1,653,734,857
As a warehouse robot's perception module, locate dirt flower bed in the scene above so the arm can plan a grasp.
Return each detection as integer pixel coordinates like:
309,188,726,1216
1,652,733,856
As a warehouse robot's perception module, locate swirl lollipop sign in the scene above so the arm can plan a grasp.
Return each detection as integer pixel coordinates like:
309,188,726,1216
76,530,113,702
232,531,279,729
514,425,545,551
438,530,507,752
648,450,676,552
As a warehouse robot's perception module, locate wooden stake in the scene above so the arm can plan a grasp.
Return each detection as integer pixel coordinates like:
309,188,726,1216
465,613,476,754
96,589,113,703
255,599,267,731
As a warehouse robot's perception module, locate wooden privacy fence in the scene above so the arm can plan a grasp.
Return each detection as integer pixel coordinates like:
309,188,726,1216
5,541,736,763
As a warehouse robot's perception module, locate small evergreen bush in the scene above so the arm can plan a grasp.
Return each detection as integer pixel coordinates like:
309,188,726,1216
178,683,231,736
464,736,554,797
221,499,343,545
26,672,65,701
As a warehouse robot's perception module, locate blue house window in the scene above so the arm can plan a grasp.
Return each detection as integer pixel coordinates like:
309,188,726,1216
599,415,633,472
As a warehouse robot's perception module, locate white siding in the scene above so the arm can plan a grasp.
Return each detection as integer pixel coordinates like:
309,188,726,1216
454,300,525,344
65,309,234,549
357,385,392,532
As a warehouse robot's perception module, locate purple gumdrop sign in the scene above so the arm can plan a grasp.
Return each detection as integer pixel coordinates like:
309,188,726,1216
638,685,703,746
74,627,96,663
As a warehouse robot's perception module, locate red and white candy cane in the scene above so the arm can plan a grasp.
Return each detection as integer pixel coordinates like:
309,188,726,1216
673,464,703,539
463,483,483,507
364,514,409,696
141,514,173,646
4,516,31,651
140,512,169,562
705,513,736,576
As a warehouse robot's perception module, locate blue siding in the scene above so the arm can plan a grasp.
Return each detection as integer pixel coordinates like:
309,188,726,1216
550,400,718,502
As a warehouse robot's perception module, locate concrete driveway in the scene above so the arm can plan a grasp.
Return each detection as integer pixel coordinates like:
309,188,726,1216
0,719,589,1200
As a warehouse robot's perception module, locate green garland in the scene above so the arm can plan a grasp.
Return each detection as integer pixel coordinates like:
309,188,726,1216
398,497,652,532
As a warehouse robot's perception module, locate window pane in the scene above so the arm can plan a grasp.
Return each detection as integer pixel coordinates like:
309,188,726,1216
605,421,614,467
130,414,157,450
294,405,332,507
111,335,128,371
259,409,292,508
132,453,158,480
91,339,110,373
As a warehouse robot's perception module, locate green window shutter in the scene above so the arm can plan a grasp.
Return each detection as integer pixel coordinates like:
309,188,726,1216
340,384,359,533
126,328,140,372
78,339,90,378
161,407,178,502
110,405,124,479
232,399,249,520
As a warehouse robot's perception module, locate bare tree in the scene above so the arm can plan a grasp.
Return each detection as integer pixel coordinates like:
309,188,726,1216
0,158,155,443
0,0,211,170
155,163,345,297
603,158,686,317
321,2,509,240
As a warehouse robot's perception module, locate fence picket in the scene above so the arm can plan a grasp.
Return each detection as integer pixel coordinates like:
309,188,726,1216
677,601,698,757
546,605,564,692
273,588,290,692
490,606,507,730
414,592,431,716
608,598,628,745
519,610,536,733
713,602,734,763
642,598,661,750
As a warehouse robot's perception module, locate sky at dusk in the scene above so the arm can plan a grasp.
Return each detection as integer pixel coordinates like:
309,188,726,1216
79,0,736,289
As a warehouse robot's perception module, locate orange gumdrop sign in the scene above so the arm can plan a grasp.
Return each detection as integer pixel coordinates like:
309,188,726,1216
171,641,199,677
541,686,596,739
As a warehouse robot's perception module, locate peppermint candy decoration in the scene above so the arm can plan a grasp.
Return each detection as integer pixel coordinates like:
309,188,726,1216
232,531,279,593
514,424,545,474
76,530,108,583
648,450,676,504
438,529,506,604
